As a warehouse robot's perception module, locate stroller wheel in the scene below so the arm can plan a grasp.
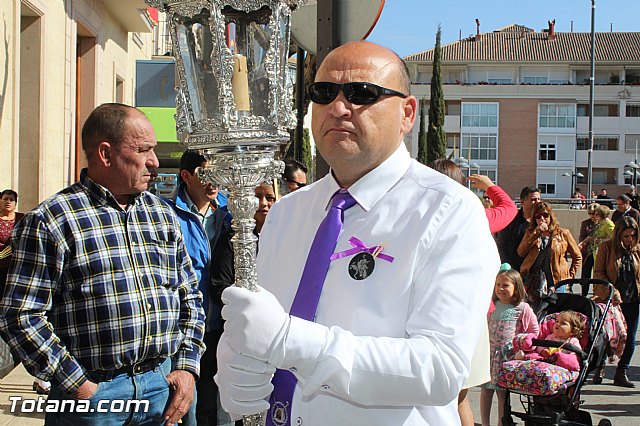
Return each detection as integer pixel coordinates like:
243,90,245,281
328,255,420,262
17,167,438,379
597,420,612,426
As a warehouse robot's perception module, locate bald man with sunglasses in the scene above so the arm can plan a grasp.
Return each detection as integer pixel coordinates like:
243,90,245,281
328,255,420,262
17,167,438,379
216,41,500,425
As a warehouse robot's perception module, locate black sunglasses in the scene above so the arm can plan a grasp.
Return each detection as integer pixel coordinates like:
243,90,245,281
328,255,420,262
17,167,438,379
535,212,550,220
285,178,306,188
308,82,407,105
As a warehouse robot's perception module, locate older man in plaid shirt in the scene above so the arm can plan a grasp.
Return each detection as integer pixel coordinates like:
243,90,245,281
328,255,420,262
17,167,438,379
0,104,205,426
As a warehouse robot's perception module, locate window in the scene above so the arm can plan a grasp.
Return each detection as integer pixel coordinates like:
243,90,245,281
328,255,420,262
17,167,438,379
445,101,461,115
576,136,619,151
416,65,431,83
575,70,590,84
487,71,512,84
577,168,617,185
488,78,512,84
578,103,619,117
626,69,640,85
539,104,576,128
538,183,556,195
446,70,463,84
477,169,497,182
574,69,618,84
594,104,619,117
625,134,640,152
460,133,498,160
523,76,548,84
462,103,498,127
626,104,640,117
539,144,556,160
115,76,124,103
446,133,461,149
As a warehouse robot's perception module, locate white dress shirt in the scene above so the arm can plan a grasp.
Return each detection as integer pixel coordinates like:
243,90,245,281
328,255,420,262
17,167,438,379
257,143,500,425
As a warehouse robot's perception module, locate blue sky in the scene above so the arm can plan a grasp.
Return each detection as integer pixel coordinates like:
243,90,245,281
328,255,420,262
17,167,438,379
366,0,639,58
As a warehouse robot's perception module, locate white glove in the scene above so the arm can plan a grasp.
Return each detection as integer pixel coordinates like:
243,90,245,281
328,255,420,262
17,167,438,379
215,334,276,416
221,285,290,362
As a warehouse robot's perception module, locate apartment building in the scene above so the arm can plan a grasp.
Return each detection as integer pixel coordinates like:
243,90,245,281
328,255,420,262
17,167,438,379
404,23,640,199
0,0,155,210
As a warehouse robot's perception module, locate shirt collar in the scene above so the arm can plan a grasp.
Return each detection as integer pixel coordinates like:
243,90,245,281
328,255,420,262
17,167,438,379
322,143,412,212
183,190,199,215
80,168,141,210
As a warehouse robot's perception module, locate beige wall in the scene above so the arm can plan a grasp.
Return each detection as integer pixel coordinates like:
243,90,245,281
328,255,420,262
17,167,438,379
0,2,18,198
0,0,153,211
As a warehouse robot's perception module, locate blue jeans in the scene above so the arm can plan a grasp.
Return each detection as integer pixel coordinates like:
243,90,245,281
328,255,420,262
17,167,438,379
619,302,639,370
45,358,172,426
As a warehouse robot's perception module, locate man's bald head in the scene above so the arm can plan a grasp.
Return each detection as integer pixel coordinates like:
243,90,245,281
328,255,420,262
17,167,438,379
317,41,411,95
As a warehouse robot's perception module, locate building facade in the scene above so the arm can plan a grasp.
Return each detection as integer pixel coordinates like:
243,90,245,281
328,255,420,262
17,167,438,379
0,0,155,211
404,23,640,200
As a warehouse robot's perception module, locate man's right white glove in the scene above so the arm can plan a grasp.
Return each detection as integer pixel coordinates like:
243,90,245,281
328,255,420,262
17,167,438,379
222,285,333,378
215,334,276,416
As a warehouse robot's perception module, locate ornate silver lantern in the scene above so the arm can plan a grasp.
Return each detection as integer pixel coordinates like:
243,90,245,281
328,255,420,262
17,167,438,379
144,1,305,424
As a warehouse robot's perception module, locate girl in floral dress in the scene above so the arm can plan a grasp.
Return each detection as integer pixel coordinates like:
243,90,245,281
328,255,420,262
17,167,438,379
480,265,539,426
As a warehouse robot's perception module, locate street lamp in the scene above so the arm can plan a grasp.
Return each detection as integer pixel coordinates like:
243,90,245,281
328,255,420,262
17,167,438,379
562,171,585,197
625,162,640,189
586,0,596,198
455,157,480,189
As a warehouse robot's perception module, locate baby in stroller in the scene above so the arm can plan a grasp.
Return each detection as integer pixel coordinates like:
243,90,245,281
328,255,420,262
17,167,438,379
514,310,586,372
498,310,588,395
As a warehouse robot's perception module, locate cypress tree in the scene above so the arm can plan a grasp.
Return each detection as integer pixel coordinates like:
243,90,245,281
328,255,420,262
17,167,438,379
417,100,428,165
426,26,446,163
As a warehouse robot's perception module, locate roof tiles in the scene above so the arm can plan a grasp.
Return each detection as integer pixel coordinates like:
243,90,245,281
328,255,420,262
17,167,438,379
404,27,640,63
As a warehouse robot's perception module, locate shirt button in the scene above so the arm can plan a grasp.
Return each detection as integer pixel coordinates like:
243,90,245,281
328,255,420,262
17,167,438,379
296,417,302,425
147,303,152,310
146,336,152,342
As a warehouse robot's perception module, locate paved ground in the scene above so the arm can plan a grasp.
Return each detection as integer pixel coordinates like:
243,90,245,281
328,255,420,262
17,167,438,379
0,283,637,425
0,364,45,425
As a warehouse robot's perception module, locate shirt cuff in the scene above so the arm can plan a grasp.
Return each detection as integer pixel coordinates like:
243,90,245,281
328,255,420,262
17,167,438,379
52,352,88,394
278,316,330,378
173,347,202,380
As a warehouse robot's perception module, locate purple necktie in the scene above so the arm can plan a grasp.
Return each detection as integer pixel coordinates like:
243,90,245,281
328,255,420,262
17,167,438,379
266,190,356,426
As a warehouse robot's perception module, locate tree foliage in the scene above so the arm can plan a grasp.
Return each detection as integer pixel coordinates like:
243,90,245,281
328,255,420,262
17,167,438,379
417,99,428,165
426,27,446,163
284,127,314,181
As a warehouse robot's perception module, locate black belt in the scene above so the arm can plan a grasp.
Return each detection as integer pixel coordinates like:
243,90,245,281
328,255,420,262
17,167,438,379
87,358,166,383
121,357,165,375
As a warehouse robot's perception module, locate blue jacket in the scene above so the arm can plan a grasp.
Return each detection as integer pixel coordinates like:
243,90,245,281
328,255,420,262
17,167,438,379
163,183,230,330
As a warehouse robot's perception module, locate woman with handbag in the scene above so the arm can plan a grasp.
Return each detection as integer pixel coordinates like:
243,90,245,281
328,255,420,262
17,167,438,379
593,216,640,387
517,201,582,314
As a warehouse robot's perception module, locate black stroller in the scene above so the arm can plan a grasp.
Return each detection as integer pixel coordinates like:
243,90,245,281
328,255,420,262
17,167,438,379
501,278,614,426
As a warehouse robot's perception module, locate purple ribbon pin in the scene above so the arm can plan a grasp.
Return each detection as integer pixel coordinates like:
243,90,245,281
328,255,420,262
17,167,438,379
330,236,395,263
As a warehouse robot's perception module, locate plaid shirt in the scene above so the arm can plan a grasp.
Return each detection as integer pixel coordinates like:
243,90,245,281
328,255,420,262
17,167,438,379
0,170,205,393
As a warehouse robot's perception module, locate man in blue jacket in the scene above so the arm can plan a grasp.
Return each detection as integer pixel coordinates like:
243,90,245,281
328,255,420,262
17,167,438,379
164,150,232,426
